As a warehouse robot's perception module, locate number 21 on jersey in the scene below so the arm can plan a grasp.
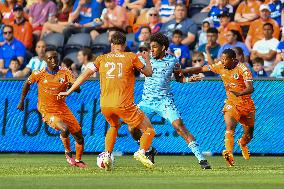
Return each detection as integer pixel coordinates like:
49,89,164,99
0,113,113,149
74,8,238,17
105,62,123,78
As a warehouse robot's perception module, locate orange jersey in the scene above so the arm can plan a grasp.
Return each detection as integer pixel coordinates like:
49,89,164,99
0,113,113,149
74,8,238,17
235,0,261,26
218,22,243,45
28,67,75,113
209,62,254,107
93,52,144,108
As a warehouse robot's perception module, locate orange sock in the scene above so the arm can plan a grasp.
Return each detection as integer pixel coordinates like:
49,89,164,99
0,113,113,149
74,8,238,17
239,134,251,146
105,126,118,153
75,143,84,161
224,131,234,154
140,128,155,151
60,136,71,153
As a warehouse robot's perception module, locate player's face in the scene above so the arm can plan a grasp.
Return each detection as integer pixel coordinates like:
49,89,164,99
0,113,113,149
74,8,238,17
150,41,164,59
45,51,59,70
221,53,234,69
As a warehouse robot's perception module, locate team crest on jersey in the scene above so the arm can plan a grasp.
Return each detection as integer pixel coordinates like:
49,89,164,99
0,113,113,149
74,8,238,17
59,78,65,83
233,73,239,80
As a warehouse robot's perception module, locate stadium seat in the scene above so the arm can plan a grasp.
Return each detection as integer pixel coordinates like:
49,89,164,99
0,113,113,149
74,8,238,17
188,7,205,18
43,33,65,52
191,12,209,29
91,33,110,55
191,0,210,7
64,33,92,55
92,32,109,46
64,51,79,65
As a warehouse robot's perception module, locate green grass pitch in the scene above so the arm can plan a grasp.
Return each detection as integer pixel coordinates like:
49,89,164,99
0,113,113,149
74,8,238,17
0,154,283,189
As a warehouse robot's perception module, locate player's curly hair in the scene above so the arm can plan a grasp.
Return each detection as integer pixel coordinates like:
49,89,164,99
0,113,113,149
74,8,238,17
110,31,126,45
150,32,169,50
222,48,236,59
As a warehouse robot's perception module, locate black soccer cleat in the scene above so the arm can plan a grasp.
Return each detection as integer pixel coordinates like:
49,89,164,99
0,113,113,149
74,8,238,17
199,160,211,169
146,147,158,164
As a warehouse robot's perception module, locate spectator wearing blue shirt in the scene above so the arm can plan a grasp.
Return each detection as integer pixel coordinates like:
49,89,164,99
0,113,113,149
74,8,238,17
160,3,197,46
218,30,250,62
198,27,220,66
0,11,5,46
4,57,21,78
270,61,284,78
0,25,26,76
252,57,268,78
63,0,104,39
169,29,190,68
208,0,233,28
268,0,284,26
275,40,284,64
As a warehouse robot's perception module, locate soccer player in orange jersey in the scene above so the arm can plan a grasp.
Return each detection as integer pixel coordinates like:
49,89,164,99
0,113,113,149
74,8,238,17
175,48,255,167
17,51,86,168
58,31,156,170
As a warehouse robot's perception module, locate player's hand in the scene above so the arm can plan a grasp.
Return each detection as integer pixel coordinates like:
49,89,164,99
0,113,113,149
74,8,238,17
188,75,203,82
17,102,24,111
57,92,69,100
139,51,150,62
230,90,242,97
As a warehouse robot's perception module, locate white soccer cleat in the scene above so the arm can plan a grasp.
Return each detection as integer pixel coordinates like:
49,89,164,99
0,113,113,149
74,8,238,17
134,149,154,169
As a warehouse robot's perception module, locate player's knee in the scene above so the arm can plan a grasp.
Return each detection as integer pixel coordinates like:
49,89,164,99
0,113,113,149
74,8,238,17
60,130,70,138
73,131,84,145
143,127,156,137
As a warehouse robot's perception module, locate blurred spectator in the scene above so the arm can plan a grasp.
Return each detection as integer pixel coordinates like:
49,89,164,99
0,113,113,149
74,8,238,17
146,8,162,34
268,0,284,26
0,0,17,24
198,27,220,65
137,26,151,44
123,0,146,19
202,0,241,12
251,23,279,73
40,0,73,39
4,57,21,78
169,29,190,68
191,51,205,77
157,0,177,23
198,18,214,47
61,57,78,77
208,0,233,28
217,11,242,45
0,11,5,46
234,0,261,37
274,41,284,63
233,47,253,72
270,60,284,78
12,6,33,50
252,57,268,77
77,48,96,77
218,30,250,62
160,3,197,46
14,40,46,77
245,4,280,50
26,0,38,10
0,25,26,71
91,0,128,41
29,0,57,37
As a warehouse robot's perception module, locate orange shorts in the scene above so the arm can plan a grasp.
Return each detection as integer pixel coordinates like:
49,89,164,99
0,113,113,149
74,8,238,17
101,103,145,128
41,110,81,134
223,102,255,127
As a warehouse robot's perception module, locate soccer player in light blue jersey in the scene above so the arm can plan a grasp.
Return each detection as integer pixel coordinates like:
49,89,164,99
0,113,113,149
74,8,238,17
130,32,211,169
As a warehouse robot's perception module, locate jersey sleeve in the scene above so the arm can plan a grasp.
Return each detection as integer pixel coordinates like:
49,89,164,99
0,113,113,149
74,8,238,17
132,54,145,70
27,70,41,84
208,61,223,74
93,56,102,71
239,63,253,82
66,69,76,83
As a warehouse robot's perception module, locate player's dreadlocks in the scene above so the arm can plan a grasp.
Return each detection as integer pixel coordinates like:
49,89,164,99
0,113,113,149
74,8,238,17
150,32,169,50
110,31,126,45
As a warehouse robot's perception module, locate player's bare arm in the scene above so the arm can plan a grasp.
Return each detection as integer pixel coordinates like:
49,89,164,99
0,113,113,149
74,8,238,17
58,68,95,99
17,80,31,111
230,80,254,97
173,64,204,83
138,51,153,77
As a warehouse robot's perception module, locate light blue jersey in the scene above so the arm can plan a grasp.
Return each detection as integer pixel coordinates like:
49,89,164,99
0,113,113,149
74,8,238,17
139,53,181,123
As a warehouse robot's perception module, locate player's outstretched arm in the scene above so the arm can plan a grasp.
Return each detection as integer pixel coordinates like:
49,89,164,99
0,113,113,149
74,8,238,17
182,66,210,75
17,80,31,111
58,68,94,99
230,80,254,97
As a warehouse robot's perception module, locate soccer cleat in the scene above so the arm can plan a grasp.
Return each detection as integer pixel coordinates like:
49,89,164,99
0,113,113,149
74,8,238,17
134,149,154,169
103,153,113,171
222,150,235,167
65,152,76,166
75,160,87,168
146,147,157,164
237,139,250,160
199,160,211,169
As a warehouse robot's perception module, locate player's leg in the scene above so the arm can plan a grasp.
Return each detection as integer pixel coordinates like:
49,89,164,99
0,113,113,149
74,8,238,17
222,112,238,167
238,111,255,160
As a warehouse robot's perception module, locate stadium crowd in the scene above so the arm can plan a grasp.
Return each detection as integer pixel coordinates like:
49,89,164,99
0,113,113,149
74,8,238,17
0,0,284,78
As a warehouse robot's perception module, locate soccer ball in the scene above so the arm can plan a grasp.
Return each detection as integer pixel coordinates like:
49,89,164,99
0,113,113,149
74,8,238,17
96,152,114,169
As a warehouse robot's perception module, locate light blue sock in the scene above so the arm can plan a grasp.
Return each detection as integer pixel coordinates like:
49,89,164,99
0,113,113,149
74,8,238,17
188,141,205,162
